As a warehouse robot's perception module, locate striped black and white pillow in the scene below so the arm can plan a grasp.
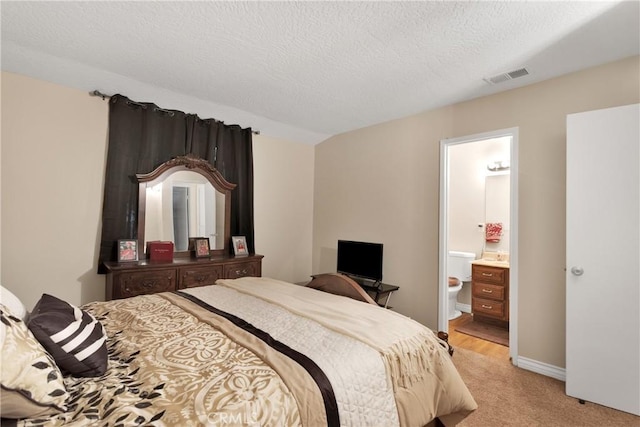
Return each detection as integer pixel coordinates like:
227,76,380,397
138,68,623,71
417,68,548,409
28,294,108,377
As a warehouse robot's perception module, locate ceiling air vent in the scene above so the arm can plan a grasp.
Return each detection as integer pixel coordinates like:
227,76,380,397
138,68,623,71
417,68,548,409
484,67,529,85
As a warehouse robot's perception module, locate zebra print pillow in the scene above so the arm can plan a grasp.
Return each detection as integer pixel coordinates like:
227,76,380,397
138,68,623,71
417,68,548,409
28,294,108,377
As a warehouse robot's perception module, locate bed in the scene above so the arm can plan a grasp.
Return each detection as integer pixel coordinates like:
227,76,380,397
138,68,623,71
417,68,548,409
1,276,477,426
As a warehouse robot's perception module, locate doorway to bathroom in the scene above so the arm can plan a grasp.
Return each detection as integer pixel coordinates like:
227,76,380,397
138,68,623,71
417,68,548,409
438,128,519,364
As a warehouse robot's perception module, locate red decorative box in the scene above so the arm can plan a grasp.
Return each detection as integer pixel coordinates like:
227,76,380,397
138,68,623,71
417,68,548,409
146,241,174,262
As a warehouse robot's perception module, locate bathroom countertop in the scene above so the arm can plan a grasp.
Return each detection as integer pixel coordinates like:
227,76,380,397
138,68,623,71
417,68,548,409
471,259,510,268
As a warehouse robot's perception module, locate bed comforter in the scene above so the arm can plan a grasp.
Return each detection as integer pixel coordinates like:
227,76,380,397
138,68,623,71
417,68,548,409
16,277,476,426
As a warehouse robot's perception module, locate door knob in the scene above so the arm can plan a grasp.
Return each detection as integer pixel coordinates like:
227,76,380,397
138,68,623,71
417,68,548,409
570,266,584,276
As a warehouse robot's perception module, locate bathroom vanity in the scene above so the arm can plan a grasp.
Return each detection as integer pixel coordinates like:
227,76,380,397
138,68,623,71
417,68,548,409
471,261,509,327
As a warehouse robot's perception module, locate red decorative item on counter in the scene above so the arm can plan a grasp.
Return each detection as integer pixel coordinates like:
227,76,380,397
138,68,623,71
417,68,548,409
147,241,174,262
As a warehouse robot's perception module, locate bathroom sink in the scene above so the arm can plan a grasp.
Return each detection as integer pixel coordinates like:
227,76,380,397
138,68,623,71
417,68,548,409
472,259,510,268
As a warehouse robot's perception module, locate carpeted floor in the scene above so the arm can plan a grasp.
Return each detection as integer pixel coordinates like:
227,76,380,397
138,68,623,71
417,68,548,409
452,347,638,426
455,320,509,347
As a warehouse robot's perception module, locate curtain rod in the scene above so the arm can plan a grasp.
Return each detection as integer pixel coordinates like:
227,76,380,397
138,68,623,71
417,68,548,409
90,90,260,135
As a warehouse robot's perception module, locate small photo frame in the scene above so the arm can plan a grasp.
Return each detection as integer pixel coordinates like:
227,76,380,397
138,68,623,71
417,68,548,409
188,237,207,251
232,236,248,256
117,239,139,262
194,238,210,258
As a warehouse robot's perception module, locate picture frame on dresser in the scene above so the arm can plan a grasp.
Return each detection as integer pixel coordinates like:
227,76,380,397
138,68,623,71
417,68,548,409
194,238,210,258
117,239,139,262
232,236,248,256
188,237,206,251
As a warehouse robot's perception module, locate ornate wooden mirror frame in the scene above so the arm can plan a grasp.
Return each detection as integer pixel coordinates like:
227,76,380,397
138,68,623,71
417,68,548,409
136,154,236,258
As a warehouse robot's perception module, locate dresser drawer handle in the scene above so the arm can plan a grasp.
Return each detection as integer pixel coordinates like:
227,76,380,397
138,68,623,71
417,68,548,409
235,269,248,276
482,273,493,277
142,281,156,289
481,289,493,293
481,304,493,309
195,275,207,283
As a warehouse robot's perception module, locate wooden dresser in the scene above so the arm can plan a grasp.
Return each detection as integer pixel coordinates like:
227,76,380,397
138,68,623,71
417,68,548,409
103,254,263,300
471,263,509,327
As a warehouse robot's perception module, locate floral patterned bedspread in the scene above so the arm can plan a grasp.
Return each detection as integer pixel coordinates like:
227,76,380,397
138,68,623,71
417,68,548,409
18,292,328,426
14,279,477,427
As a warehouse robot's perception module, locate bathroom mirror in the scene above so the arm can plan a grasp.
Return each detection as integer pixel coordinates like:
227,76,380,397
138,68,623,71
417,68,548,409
137,154,236,257
485,174,510,251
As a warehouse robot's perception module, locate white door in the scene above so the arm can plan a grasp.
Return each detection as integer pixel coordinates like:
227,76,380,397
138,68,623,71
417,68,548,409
566,103,639,415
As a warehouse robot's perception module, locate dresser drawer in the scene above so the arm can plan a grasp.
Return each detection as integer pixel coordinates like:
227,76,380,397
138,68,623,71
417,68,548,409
472,265,506,285
472,282,505,301
179,265,224,289
472,297,506,319
117,270,176,298
224,260,261,279
104,254,263,300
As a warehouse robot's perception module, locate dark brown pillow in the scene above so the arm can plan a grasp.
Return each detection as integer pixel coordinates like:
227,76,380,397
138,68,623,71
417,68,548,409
306,273,377,305
28,294,108,377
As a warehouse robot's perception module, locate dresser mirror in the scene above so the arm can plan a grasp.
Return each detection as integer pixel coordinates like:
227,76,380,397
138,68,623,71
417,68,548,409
137,154,236,257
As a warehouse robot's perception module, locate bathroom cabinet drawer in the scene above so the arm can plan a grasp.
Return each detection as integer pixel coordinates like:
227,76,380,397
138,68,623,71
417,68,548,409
472,297,506,319
471,264,509,324
472,282,505,301
472,266,506,285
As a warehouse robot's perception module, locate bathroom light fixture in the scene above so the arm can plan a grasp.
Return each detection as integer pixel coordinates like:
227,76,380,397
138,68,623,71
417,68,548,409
487,160,510,171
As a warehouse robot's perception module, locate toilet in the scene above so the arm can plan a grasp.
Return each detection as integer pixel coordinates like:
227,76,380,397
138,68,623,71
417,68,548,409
447,251,476,320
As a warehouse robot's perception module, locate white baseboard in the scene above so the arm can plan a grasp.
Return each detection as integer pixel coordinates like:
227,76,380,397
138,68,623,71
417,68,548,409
456,303,471,313
516,356,566,381
450,303,565,382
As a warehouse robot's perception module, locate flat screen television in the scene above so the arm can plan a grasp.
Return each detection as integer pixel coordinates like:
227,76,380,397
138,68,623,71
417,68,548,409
337,240,383,283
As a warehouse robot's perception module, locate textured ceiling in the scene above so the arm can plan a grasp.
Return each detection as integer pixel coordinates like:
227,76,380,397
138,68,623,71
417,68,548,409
2,1,639,144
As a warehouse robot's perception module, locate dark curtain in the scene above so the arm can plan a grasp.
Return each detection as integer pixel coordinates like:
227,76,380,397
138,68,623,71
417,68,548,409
98,95,254,271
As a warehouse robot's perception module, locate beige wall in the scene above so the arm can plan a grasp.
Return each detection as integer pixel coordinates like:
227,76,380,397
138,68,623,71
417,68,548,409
313,106,454,323
1,72,315,309
253,134,314,283
1,72,109,309
313,56,640,368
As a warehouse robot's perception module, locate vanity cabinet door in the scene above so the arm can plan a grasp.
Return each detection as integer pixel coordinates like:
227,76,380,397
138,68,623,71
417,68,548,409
179,265,224,289
472,296,506,319
472,282,505,301
472,266,506,285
